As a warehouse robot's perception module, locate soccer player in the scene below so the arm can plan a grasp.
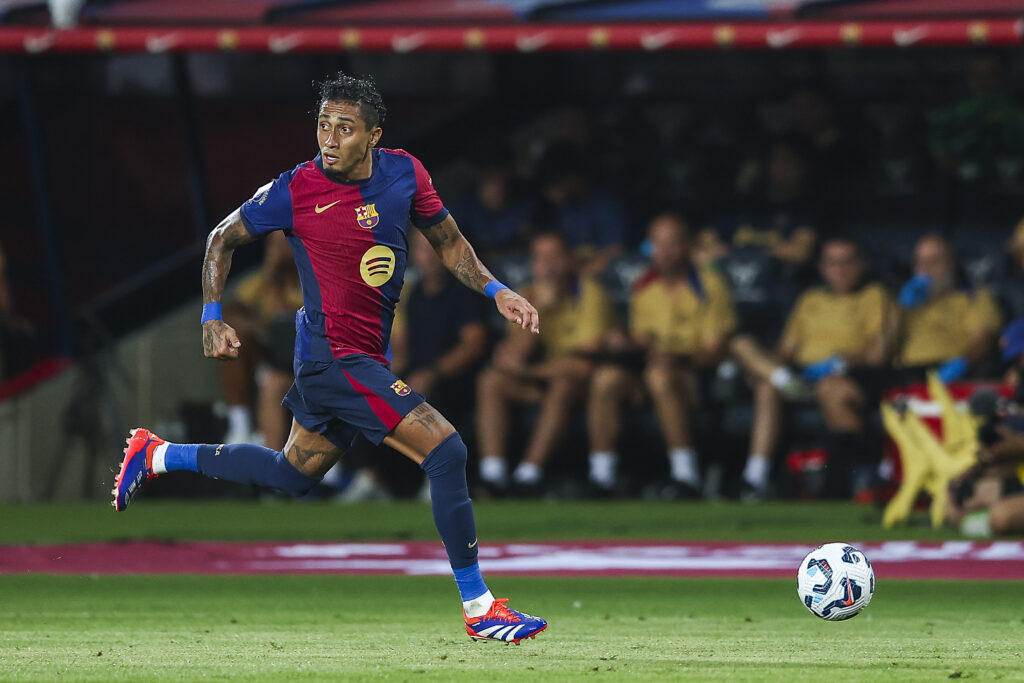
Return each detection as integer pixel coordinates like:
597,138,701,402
112,72,547,643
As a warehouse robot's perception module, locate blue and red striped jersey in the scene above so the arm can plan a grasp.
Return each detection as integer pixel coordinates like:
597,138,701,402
239,148,449,365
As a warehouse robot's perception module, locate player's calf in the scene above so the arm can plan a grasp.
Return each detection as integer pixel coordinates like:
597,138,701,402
112,428,322,510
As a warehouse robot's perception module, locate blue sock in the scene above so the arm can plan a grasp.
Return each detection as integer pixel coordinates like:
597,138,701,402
453,563,488,603
162,443,199,472
181,442,322,497
420,433,488,600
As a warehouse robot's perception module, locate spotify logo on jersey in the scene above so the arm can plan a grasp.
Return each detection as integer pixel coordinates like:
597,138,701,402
360,245,396,287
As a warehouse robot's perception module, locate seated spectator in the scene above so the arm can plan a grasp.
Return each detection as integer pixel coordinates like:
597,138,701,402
476,231,614,495
586,213,735,498
220,231,303,450
446,150,533,258
730,237,896,500
534,142,627,276
946,318,1024,536
896,233,1003,381
337,230,491,502
698,137,819,272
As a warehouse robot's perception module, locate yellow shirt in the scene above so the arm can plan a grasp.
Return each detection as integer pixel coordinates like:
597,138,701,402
234,272,305,326
900,288,1002,366
630,269,736,354
529,278,615,362
782,283,891,366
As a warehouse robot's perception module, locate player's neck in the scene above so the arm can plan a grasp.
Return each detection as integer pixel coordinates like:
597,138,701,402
322,150,374,183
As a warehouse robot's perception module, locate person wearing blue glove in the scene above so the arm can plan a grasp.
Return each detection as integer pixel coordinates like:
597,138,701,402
898,273,932,308
897,234,1003,385
729,236,895,500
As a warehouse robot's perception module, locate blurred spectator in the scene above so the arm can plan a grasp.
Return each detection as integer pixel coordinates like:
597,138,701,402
896,234,1002,381
534,141,627,276
336,230,491,502
447,148,534,258
586,214,735,498
476,231,614,495
786,84,863,208
221,231,303,450
730,237,895,500
698,137,819,270
929,52,1024,177
0,243,37,380
947,318,1024,536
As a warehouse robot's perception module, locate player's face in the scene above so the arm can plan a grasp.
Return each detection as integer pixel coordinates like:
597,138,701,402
649,217,690,273
819,242,862,294
913,237,954,291
529,236,572,283
317,100,382,179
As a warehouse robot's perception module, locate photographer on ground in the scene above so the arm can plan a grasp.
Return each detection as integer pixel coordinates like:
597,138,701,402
947,318,1024,536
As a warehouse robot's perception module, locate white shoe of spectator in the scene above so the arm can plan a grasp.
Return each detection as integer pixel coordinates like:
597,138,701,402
335,470,392,504
417,476,431,503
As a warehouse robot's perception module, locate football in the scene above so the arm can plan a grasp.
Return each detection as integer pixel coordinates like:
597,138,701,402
797,542,875,621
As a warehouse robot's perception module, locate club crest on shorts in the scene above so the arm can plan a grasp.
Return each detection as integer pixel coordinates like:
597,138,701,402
355,203,379,229
391,379,412,396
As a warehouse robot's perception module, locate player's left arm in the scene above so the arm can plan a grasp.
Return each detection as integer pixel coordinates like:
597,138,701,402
420,215,539,334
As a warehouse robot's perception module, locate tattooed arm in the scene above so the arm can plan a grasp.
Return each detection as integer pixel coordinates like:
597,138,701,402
202,208,259,359
419,214,540,333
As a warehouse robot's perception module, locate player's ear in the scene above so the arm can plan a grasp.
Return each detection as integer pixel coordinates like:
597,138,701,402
369,126,382,148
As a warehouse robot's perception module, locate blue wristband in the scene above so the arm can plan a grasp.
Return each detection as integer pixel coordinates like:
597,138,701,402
201,302,222,324
484,281,509,299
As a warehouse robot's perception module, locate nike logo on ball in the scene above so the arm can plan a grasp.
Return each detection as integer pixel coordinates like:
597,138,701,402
314,200,341,214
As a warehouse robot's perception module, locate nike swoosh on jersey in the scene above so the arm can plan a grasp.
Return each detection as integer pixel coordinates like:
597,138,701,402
467,538,478,549
314,200,341,214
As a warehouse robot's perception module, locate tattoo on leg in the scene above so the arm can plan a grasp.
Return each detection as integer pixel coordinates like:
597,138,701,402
286,443,326,474
408,403,440,431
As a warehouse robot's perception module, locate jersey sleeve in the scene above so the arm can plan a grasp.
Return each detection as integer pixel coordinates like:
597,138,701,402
239,170,294,237
406,154,450,228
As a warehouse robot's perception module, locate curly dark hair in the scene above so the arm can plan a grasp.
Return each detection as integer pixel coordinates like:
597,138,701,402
314,71,387,129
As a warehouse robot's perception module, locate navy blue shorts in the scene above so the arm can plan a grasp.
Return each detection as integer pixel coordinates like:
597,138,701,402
282,353,425,449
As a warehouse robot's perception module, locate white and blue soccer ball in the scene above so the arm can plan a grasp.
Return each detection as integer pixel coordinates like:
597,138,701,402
797,542,874,621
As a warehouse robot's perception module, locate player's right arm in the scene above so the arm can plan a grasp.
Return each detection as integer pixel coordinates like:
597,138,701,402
202,209,258,360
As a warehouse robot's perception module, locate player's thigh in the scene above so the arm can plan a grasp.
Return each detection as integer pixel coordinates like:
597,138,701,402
384,401,456,465
282,418,346,478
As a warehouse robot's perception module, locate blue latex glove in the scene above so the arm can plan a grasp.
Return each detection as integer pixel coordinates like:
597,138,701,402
936,356,968,384
899,274,932,308
802,355,846,383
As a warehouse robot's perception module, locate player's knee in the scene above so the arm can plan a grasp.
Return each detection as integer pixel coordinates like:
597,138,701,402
421,432,468,477
276,451,322,496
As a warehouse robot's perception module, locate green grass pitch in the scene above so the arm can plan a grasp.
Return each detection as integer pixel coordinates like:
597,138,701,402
2,500,1022,681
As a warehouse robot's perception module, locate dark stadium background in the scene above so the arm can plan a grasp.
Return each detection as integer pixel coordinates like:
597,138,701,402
0,0,1021,502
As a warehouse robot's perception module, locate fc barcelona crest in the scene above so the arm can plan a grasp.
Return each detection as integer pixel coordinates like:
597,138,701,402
390,379,412,396
355,203,379,229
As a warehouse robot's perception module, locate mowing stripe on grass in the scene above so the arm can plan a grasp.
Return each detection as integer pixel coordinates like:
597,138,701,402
3,540,1024,579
